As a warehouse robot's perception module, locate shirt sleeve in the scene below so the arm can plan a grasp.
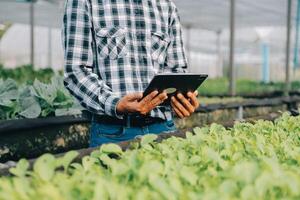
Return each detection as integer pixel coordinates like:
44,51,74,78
62,0,122,119
166,3,188,73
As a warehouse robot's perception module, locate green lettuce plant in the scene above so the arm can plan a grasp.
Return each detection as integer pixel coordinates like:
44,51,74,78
0,77,82,120
0,113,300,199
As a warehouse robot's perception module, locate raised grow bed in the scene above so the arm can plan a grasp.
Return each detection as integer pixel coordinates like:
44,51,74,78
0,96,299,163
0,115,90,162
0,113,300,199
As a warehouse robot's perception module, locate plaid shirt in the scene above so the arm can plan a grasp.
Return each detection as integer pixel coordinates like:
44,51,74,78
62,0,188,121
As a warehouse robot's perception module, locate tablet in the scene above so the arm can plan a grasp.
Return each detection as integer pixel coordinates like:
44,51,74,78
143,73,208,104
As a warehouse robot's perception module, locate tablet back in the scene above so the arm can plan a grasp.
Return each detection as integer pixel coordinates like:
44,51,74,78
143,73,208,104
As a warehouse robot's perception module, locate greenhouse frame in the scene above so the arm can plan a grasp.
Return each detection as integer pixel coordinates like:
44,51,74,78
0,0,300,199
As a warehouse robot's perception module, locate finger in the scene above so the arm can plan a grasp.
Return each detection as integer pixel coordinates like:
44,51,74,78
139,92,168,115
148,92,168,109
126,93,143,101
171,101,184,118
187,92,200,109
138,91,165,115
126,102,141,113
140,91,159,106
171,96,190,117
177,93,195,113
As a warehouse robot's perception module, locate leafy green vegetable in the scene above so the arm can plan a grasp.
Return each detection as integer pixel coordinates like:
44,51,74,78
18,96,41,119
55,151,79,172
0,64,57,84
100,143,123,156
199,78,300,96
0,76,82,120
1,113,300,199
140,134,158,147
9,159,29,177
33,154,56,181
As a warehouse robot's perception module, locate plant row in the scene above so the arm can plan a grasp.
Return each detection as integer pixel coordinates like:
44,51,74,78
0,65,58,84
199,78,300,96
0,76,82,120
1,65,300,96
1,113,300,199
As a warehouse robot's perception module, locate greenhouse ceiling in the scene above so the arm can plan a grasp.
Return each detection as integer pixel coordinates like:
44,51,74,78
0,0,297,30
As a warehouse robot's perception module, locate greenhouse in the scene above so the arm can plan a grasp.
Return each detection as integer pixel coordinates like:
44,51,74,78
0,0,300,199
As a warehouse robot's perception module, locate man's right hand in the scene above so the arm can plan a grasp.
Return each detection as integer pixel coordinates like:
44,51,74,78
116,91,168,115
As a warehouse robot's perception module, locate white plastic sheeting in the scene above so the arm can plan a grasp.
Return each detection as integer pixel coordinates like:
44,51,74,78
0,24,64,70
0,0,296,30
0,0,64,28
0,0,299,80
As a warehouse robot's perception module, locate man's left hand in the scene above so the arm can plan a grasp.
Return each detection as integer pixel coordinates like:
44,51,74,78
171,91,199,118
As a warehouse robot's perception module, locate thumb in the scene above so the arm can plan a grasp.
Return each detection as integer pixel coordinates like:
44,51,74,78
194,90,199,96
126,92,143,101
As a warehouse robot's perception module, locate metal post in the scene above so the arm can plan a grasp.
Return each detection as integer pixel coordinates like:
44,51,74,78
229,0,236,96
293,0,300,71
237,106,244,121
0,45,1,64
285,0,292,96
261,43,270,83
48,27,52,68
186,24,192,65
30,0,35,67
216,30,223,77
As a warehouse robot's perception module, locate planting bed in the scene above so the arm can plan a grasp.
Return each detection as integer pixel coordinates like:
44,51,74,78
0,96,299,163
0,113,300,199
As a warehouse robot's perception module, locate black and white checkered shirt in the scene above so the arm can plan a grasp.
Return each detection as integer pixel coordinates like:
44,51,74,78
62,0,188,121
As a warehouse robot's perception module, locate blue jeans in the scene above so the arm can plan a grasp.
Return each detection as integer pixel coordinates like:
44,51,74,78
89,120,177,148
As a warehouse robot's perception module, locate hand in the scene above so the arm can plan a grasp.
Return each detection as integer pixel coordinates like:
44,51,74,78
117,91,168,115
171,91,199,119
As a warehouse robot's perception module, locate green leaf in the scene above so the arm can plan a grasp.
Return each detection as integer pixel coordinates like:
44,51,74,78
82,156,98,171
148,174,176,200
179,167,198,186
0,99,14,107
70,163,83,171
32,79,57,105
54,108,82,117
56,151,79,171
0,79,18,100
33,154,56,181
140,134,158,146
100,144,123,156
240,185,256,199
219,180,238,196
185,131,194,139
19,96,41,118
9,159,29,177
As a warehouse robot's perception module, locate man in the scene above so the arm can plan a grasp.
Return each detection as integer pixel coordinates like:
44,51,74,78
63,0,199,147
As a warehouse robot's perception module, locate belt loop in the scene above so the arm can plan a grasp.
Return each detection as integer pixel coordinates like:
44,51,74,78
126,114,131,128
91,114,95,122
161,106,168,121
